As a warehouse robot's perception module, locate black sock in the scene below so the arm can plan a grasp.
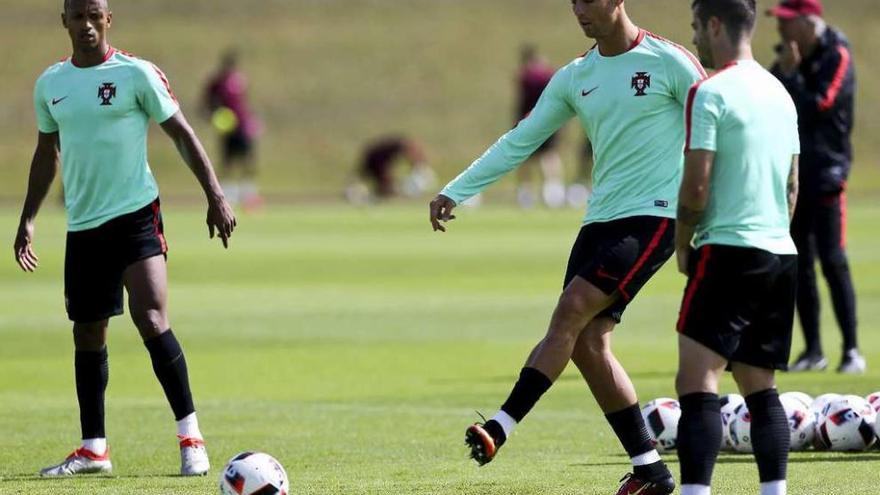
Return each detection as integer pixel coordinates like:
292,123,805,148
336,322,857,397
745,389,789,483
145,330,195,421
677,392,722,486
499,367,553,422
606,404,670,480
75,347,109,440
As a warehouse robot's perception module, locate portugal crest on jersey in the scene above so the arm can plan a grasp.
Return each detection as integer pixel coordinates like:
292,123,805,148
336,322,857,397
631,72,651,97
98,82,117,105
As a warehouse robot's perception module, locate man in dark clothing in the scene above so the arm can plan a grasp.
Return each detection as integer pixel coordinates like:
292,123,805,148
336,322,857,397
767,0,863,373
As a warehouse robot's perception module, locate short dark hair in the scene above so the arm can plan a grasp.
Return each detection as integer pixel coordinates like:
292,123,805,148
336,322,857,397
692,0,757,43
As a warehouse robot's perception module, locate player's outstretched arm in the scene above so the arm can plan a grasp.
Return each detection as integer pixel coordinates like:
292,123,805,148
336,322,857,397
429,194,457,232
14,131,60,272
160,111,237,248
676,150,715,275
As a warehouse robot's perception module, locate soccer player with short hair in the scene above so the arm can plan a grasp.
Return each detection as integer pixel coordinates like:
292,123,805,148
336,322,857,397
676,1,800,494
14,0,236,477
429,1,705,493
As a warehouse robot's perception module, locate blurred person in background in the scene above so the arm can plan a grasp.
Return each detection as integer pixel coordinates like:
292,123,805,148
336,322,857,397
345,135,436,203
204,49,263,211
515,44,566,208
767,0,863,374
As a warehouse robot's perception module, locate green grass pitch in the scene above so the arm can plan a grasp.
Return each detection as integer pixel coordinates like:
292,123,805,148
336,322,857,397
1,203,879,494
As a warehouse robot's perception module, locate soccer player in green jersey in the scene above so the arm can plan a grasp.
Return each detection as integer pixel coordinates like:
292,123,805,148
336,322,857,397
429,1,705,493
14,0,235,477
675,1,799,494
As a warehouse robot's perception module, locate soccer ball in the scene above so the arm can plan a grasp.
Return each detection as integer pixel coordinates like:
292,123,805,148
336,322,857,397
780,391,813,410
719,394,744,451
641,398,681,452
810,393,843,430
219,452,289,495
815,399,877,451
841,395,877,424
867,392,880,414
779,394,815,451
727,403,753,453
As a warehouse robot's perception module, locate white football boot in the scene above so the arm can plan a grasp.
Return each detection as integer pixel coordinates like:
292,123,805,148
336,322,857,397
179,435,210,476
40,447,112,476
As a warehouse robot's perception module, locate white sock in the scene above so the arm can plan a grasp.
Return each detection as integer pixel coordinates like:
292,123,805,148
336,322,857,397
681,484,711,495
81,438,107,455
491,410,517,439
221,182,241,205
760,480,786,495
631,449,661,466
177,412,203,440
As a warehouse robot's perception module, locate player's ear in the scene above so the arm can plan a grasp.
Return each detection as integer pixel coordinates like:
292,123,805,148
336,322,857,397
106,10,112,28
61,11,68,29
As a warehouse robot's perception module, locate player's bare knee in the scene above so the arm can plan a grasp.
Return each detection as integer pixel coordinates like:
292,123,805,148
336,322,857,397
731,364,775,396
131,309,168,339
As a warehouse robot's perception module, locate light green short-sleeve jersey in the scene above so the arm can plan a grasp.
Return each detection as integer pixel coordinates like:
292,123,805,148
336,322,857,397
686,60,800,255
441,31,706,224
33,48,179,231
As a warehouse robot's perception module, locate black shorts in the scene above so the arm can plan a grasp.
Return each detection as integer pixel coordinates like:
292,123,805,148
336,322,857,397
64,199,168,323
676,245,797,371
563,216,675,323
223,129,253,159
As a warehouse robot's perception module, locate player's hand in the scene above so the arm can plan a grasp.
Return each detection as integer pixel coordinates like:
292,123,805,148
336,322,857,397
14,220,39,272
676,247,691,276
429,194,457,232
207,196,237,249
778,41,801,75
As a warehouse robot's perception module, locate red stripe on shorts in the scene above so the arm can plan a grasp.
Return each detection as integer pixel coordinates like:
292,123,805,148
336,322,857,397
618,218,670,301
676,246,712,333
152,201,168,254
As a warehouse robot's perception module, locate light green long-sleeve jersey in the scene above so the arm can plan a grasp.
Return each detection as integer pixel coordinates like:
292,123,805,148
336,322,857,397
441,31,706,225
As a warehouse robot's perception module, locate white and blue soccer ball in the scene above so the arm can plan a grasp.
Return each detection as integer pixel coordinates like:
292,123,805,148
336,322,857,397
641,398,681,453
866,392,880,415
780,394,816,451
780,391,813,410
727,403,753,453
719,394,745,451
219,452,289,495
816,398,877,452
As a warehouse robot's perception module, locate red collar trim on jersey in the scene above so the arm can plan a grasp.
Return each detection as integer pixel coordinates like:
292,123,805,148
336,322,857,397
70,46,115,68
626,29,647,52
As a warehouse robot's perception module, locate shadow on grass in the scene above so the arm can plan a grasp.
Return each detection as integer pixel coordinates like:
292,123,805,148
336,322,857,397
1,473,202,482
570,452,880,468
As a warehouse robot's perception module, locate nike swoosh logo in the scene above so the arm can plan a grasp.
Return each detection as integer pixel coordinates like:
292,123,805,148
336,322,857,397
581,86,599,97
51,96,68,105
596,268,619,281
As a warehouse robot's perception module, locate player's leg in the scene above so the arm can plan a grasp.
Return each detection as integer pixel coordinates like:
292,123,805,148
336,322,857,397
123,254,209,475
466,276,614,464
789,200,825,371
732,364,788,495
571,316,673,490
728,253,797,495
538,137,566,208
41,229,121,476
675,335,727,495
220,134,240,205
238,137,263,211
814,191,862,373
516,158,538,208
